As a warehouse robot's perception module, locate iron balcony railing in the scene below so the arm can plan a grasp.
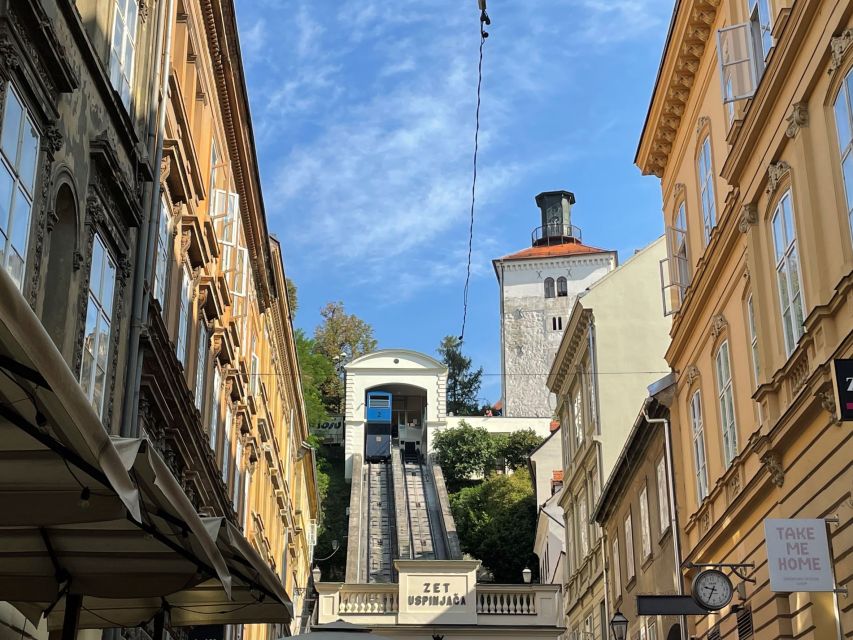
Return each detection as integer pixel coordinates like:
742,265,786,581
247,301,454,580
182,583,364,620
531,223,583,246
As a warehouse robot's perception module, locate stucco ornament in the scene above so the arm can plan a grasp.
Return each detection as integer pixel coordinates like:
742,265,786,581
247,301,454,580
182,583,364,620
766,161,791,196
785,102,809,138
828,28,853,76
696,115,711,136
761,449,784,487
710,313,728,339
673,183,686,201
738,204,758,234
816,389,841,426
685,365,700,386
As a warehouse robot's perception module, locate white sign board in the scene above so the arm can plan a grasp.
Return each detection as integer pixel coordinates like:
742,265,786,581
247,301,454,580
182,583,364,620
764,519,835,592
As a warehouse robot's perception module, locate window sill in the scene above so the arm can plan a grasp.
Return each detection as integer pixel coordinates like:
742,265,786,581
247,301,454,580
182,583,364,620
641,553,654,572
658,525,672,546
625,575,637,592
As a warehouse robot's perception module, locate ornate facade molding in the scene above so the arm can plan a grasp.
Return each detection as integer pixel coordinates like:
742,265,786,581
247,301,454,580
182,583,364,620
738,204,758,233
760,449,785,487
785,102,809,138
710,313,728,339
816,388,842,426
685,364,700,386
696,115,711,135
766,161,791,196
673,183,686,201
828,28,853,76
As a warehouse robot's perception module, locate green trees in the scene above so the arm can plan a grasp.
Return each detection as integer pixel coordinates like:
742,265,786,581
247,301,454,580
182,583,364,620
438,336,482,416
450,469,538,583
431,421,498,488
500,428,545,471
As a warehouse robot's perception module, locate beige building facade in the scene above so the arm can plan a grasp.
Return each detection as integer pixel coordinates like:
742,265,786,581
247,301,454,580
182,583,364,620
547,238,671,640
637,0,852,637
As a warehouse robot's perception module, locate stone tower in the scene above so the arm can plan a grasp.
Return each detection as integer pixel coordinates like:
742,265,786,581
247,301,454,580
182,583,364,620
492,191,617,417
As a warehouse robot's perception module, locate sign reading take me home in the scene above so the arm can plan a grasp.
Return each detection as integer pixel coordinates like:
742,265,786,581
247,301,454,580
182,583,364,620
764,519,835,592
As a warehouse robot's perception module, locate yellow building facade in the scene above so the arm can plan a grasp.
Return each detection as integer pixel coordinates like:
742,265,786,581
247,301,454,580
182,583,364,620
638,1,851,638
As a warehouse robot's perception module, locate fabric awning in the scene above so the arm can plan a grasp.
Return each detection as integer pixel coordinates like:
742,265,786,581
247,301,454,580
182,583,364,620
40,517,292,629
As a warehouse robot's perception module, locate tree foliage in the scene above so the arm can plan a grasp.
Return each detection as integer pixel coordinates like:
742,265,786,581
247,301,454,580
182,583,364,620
286,278,298,315
500,428,545,471
314,301,377,361
295,329,336,427
437,336,483,416
431,421,498,488
450,469,538,583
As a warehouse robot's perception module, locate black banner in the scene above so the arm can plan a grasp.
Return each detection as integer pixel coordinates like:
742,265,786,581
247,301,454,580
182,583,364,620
833,359,853,422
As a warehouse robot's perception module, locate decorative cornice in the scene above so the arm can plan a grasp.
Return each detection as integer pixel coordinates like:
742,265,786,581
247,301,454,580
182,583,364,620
760,449,784,487
738,204,758,233
637,0,723,177
828,28,853,76
766,161,791,196
710,313,727,339
785,102,808,138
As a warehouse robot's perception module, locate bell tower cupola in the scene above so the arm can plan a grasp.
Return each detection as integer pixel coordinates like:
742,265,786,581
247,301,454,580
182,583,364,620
533,190,578,246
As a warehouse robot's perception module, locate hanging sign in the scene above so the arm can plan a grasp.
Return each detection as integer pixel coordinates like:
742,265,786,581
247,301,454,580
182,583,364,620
764,519,835,592
833,359,853,421
310,415,343,444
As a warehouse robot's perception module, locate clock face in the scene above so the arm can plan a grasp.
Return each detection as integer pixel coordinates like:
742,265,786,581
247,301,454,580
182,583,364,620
546,204,562,225
691,569,734,611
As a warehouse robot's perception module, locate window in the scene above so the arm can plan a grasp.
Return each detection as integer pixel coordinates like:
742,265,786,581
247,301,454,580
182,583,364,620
612,537,622,598
232,436,243,507
153,195,171,307
656,456,670,535
587,330,599,434
716,341,738,467
0,84,39,289
624,512,635,580
690,390,709,501
176,266,191,365
584,614,593,640
221,405,232,484
833,70,853,244
573,387,583,449
80,235,116,417
551,316,563,331
249,336,259,396
748,0,773,61
640,624,647,640
195,320,209,410
209,367,221,450
557,276,568,297
544,277,555,298
698,136,717,244
671,202,691,295
578,492,589,557
639,485,652,559
647,618,658,640
772,191,805,355
747,294,760,385
109,0,139,107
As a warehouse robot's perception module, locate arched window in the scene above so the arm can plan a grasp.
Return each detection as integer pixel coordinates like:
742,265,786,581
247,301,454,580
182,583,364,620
697,136,716,244
557,276,568,297
544,277,555,298
715,340,738,467
833,71,853,244
771,191,804,355
689,389,708,501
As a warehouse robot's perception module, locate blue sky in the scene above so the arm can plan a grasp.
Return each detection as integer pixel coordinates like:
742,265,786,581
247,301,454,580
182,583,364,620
234,0,673,403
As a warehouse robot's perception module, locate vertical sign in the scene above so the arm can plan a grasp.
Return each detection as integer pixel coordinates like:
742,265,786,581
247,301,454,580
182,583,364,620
833,359,853,422
764,519,835,592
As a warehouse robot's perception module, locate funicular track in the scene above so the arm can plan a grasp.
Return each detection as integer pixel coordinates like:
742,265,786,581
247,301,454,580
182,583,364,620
402,461,448,560
364,461,395,582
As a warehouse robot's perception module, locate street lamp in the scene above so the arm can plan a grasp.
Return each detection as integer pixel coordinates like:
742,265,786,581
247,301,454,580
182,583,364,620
312,565,321,585
521,567,532,584
609,611,628,640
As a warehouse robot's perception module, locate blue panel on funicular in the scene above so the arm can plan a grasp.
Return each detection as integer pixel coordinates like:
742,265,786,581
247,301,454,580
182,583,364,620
365,391,392,461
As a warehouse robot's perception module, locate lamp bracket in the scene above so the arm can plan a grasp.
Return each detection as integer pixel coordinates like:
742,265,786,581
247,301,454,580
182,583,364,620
684,562,756,583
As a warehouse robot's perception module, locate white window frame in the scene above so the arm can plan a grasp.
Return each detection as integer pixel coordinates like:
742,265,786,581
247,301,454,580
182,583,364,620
221,405,232,484
176,265,191,365
698,136,717,244
612,537,621,597
749,0,773,61
690,390,709,501
716,340,738,467
747,294,760,386
833,70,853,245
232,435,243,507
656,456,670,536
153,194,171,307
578,491,589,557
647,617,658,640
194,320,209,410
209,367,221,450
109,0,139,107
0,83,40,290
624,512,635,581
639,484,652,560
572,387,583,450
80,234,117,417
771,191,805,356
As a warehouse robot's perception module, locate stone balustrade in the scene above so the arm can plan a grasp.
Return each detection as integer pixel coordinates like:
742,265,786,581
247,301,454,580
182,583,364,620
338,586,399,614
476,587,537,614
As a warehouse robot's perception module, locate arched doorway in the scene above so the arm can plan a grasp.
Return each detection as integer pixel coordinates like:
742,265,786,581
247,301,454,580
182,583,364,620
365,383,427,460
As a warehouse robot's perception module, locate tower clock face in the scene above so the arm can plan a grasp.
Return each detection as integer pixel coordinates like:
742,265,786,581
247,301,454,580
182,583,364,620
546,204,562,225
691,569,734,611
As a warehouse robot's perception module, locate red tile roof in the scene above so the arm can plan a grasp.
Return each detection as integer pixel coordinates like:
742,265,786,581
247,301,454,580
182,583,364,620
497,240,611,262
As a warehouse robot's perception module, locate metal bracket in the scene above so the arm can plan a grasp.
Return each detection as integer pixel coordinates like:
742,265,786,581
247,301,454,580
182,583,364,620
684,562,757,584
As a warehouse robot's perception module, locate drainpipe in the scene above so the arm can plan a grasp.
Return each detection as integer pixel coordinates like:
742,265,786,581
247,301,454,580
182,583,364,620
121,0,175,436
643,406,687,640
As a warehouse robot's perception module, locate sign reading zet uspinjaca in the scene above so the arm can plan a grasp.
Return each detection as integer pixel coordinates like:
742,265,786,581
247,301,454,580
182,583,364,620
764,519,835,592
833,359,853,421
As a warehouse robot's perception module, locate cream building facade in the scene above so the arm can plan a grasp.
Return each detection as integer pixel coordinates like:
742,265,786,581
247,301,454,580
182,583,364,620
547,237,671,640
637,0,853,637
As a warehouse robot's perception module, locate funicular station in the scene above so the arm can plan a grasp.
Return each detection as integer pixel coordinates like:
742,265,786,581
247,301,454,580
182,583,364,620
318,350,564,640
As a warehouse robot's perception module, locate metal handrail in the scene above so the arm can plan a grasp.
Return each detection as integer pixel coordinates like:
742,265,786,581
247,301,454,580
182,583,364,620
531,223,582,246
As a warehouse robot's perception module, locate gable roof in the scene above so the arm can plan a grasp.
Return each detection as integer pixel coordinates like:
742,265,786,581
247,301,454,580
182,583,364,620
496,240,611,263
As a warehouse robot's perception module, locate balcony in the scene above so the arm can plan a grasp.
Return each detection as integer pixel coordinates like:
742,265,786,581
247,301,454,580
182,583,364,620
317,560,563,640
531,223,583,247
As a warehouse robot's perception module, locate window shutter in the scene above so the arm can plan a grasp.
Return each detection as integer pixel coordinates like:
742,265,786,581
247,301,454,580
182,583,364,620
737,607,754,639
708,624,721,640
717,23,757,103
